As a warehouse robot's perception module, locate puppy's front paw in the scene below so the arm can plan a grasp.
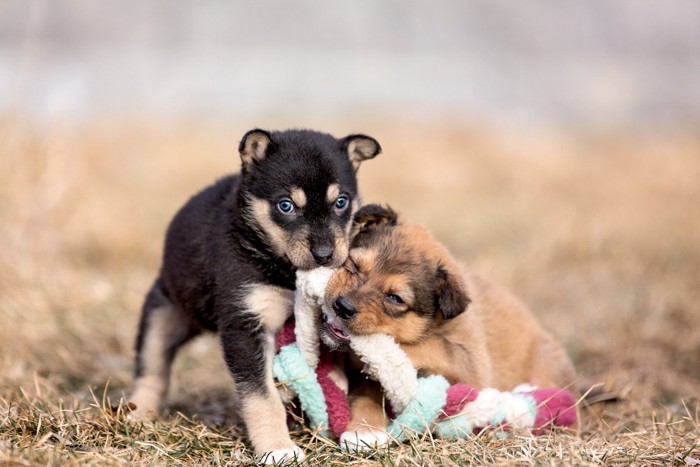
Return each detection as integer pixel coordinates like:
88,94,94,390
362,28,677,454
128,377,166,421
259,446,305,465
126,407,158,422
340,429,390,452
125,397,159,422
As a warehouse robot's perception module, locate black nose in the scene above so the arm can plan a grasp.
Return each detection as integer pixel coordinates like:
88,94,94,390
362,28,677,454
312,246,334,265
332,296,356,320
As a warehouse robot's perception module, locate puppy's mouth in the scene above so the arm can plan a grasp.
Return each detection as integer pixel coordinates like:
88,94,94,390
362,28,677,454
320,308,352,350
324,315,350,342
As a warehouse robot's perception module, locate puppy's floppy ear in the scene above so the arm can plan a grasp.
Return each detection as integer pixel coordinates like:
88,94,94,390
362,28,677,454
434,264,470,320
352,204,398,236
239,129,272,169
340,134,382,170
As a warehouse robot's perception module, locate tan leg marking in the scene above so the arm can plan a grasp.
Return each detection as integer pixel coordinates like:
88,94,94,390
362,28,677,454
240,391,297,456
240,332,299,459
240,286,301,458
130,304,186,417
130,374,167,419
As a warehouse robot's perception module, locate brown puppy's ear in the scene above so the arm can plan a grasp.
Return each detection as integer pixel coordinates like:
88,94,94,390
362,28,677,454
352,204,398,233
434,264,470,320
340,134,382,170
239,129,272,169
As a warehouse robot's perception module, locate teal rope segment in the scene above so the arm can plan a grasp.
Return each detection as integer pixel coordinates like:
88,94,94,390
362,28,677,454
387,375,450,441
434,391,539,439
434,413,478,439
272,343,330,437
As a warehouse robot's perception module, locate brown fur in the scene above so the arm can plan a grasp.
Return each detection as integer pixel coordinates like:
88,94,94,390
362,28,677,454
323,206,576,435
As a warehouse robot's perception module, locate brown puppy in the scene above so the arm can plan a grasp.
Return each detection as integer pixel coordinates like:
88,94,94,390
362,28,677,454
319,205,576,443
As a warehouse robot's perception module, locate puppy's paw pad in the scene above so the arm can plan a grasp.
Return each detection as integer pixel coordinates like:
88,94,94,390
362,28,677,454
259,446,305,465
340,430,390,452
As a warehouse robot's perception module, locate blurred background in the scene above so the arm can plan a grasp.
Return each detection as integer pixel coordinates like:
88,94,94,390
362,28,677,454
1,0,699,433
2,0,700,129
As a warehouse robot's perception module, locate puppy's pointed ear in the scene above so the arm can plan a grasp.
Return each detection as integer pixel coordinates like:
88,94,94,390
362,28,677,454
340,134,381,170
239,129,272,169
435,264,470,320
352,204,398,236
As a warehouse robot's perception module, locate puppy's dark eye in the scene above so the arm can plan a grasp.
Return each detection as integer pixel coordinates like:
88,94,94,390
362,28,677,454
386,293,404,304
334,195,349,212
277,199,296,215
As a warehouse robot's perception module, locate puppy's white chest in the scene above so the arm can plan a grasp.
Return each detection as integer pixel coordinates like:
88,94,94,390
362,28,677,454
244,284,294,334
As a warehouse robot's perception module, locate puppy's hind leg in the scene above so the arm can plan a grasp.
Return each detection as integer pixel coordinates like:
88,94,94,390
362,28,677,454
130,278,200,418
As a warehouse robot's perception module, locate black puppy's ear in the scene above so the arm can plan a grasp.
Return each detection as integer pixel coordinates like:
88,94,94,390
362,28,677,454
352,204,398,235
340,134,381,170
239,129,272,169
434,264,470,320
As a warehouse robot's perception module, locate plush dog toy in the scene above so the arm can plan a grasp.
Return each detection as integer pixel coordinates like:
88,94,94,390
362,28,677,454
272,268,577,445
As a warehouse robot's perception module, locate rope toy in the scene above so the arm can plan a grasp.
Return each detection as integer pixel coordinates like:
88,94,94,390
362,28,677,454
272,268,577,443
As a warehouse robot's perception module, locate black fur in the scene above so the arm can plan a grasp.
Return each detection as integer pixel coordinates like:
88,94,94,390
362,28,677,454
133,128,379,451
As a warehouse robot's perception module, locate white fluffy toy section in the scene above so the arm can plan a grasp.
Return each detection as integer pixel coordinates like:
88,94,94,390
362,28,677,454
293,267,335,368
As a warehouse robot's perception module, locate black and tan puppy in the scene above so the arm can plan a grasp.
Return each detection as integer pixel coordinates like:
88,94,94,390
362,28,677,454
130,129,380,463
320,205,576,447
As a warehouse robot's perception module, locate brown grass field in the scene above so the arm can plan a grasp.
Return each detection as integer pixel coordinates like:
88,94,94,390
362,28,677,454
1,120,699,465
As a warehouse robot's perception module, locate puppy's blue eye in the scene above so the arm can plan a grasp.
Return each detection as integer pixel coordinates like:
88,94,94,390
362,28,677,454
386,294,404,304
277,199,295,214
335,195,349,211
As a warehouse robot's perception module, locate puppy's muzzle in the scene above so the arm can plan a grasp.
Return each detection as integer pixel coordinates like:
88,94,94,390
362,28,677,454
311,245,334,266
332,296,356,320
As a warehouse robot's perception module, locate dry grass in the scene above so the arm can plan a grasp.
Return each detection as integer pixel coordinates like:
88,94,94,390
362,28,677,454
1,119,699,465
